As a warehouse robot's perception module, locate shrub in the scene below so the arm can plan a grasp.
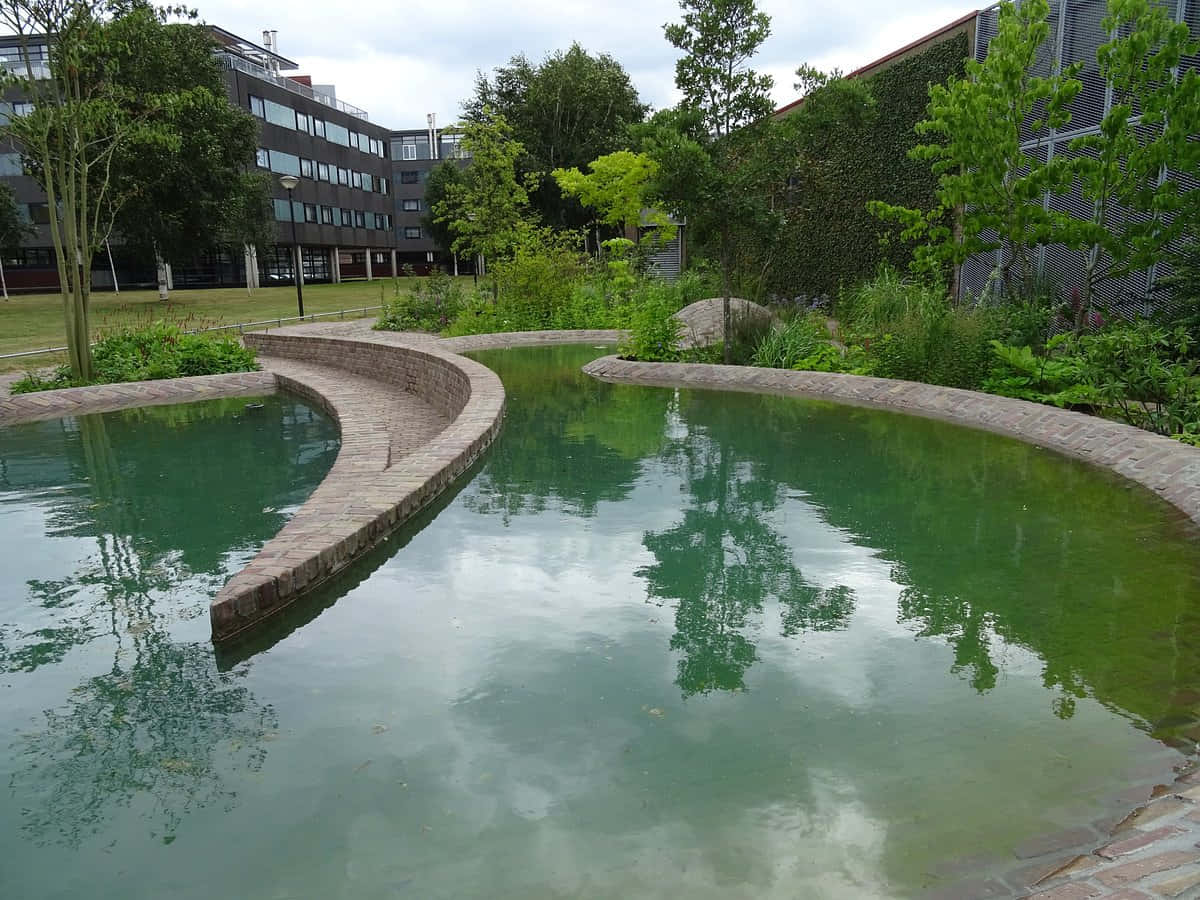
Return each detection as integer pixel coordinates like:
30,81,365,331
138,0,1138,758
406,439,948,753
982,335,1095,407
376,271,466,332
11,322,258,393
836,267,948,334
620,281,685,362
752,314,831,369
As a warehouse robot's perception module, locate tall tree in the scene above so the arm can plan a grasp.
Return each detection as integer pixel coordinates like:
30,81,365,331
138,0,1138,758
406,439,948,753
868,0,1081,297
422,159,467,258
0,180,35,299
433,110,533,272
97,7,271,300
464,43,647,232
654,0,779,362
552,149,675,245
1061,0,1200,328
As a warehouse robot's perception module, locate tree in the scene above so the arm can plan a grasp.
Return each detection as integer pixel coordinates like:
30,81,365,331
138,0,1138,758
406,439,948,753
433,110,533,270
1061,0,1200,329
422,159,467,261
97,7,271,300
663,0,774,140
464,44,647,232
869,0,1081,297
552,149,675,248
652,0,779,362
0,180,35,298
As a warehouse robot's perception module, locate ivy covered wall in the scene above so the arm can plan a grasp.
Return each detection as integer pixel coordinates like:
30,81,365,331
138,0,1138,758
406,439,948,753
757,31,970,300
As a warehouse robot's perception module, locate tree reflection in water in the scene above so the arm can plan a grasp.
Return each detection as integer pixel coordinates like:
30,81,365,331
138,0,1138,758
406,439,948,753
1,396,335,846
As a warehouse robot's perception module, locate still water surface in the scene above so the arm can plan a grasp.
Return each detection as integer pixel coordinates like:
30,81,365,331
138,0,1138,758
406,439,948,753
2,347,1200,899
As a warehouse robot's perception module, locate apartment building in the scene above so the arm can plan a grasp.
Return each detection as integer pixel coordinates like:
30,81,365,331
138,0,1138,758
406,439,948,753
390,122,471,274
0,26,399,291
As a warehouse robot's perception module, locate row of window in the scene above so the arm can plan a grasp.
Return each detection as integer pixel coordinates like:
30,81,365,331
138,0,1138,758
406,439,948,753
256,148,389,194
272,198,393,231
390,134,468,162
250,95,387,159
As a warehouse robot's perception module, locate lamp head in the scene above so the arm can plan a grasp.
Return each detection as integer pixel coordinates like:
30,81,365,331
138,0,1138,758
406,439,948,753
279,174,300,191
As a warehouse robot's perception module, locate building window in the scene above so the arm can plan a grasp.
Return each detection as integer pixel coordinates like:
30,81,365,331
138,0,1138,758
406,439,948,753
255,147,269,169
304,203,317,223
268,150,301,177
337,167,349,186
296,112,311,134
374,214,387,230
402,198,420,212
26,203,50,225
341,208,353,226
401,143,417,160
400,170,418,184
404,226,421,239
351,171,362,189
317,162,330,182
313,118,326,139
264,98,296,130
0,152,21,176
325,121,349,146
354,210,366,228
368,138,380,156
379,177,388,195
320,205,334,225
362,173,374,192
3,247,53,268
249,95,265,118
300,158,314,179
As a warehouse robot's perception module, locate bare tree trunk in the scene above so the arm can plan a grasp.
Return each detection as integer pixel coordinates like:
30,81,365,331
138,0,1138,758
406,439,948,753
155,243,169,301
721,227,732,366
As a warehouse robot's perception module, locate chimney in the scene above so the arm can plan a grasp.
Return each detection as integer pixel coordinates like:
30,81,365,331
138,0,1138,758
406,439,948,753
262,29,272,51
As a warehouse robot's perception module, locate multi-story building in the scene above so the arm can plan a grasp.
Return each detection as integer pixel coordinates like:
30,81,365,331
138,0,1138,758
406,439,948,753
0,26,399,291
389,121,471,274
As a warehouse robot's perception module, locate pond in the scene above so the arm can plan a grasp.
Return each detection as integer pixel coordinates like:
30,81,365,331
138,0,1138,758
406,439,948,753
2,346,1200,899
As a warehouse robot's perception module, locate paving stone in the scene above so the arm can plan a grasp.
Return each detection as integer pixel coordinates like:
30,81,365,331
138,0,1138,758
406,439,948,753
1098,827,1186,860
1022,883,1103,899
1098,851,1200,887
1113,800,1193,833
1151,868,1200,896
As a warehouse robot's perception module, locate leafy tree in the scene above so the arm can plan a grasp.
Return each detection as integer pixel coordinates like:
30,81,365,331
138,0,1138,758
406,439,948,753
433,110,533,271
552,149,675,251
0,180,35,299
464,43,648,231
422,159,467,257
97,7,270,301
1061,0,1200,329
869,0,1081,297
663,0,774,139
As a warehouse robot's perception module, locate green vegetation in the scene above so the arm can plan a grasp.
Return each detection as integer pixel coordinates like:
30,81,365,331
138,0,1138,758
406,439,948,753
0,280,450,373
11,320,258,393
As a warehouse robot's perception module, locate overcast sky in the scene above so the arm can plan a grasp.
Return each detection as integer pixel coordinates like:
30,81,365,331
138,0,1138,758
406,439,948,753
195,0,972,128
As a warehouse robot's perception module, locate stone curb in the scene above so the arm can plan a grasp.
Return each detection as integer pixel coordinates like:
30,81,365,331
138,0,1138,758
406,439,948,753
208,331,506,643
581,356,1200,529
0,370,278,426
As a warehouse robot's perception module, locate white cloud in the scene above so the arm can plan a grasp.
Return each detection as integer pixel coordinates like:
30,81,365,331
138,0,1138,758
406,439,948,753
195,0,973,127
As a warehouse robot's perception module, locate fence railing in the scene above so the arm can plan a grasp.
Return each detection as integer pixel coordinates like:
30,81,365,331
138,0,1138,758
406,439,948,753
217,54,369,120
0,305,383,362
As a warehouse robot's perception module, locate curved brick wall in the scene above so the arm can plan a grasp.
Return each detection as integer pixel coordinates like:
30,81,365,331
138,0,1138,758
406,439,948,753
583,356,1200,528
209,332,506,642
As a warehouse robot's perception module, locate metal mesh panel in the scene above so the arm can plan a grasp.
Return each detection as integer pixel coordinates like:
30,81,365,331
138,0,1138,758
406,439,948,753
976,5,1000,64
1061,0,1111,134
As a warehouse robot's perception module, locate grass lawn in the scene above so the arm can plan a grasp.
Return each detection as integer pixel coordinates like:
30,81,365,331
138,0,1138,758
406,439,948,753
0,278,471,373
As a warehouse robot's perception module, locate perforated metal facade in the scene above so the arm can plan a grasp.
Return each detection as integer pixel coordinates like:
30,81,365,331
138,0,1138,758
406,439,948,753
961,0,1199,318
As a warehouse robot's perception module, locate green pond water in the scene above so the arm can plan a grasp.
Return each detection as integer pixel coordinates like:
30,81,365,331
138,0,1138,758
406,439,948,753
3,346,1200,899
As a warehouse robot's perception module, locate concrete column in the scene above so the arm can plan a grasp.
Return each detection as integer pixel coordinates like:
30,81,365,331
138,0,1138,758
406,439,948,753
330,246,340,283
332,246,341,283
365,248,373,281
390,249,397,277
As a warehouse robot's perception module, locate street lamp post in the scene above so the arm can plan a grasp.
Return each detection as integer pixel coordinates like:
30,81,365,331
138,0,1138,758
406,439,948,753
279,174,304,317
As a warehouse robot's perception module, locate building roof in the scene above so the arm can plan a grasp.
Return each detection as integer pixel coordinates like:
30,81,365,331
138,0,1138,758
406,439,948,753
773,9,979,117
207,25,298,70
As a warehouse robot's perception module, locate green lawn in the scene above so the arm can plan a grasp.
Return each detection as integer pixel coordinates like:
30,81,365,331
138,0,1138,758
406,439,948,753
0,278,467,373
